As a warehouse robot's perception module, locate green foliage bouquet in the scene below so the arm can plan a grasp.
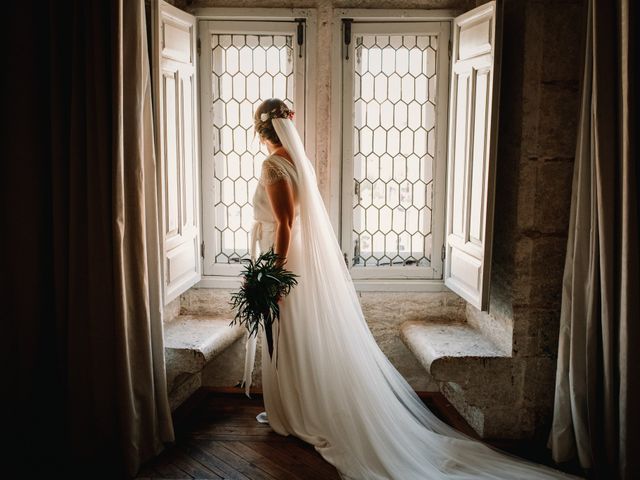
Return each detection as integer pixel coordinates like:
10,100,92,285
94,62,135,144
229,246,299,362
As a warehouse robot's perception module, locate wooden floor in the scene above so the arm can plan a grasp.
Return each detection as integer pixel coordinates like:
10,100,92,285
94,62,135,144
136,388,580,479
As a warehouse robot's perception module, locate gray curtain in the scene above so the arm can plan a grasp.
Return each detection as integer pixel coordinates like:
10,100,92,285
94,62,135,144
113,0,175,475
549,0,639,478
3,0,174,477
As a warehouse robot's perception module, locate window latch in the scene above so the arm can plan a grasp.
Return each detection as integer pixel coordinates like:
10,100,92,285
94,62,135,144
295,18,305,58
343,18,353,60
353,238,360,266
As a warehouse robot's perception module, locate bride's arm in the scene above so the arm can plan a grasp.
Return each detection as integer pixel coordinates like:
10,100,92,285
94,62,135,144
264,178,295,268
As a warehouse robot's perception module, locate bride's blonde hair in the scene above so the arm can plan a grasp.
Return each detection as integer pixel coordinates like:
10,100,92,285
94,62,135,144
253,98,294,146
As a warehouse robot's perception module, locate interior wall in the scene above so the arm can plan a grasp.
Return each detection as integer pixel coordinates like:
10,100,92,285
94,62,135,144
174,0,474,394
174,0,585,439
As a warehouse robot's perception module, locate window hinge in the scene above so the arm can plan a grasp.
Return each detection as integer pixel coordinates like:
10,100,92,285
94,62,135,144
343,252,348,267
353,238,360,266
201,241,205,258
441,244,445,262
197,37,201,56
343,18,353,60
354,180,360,201
295,18,305,58
448,39,452,59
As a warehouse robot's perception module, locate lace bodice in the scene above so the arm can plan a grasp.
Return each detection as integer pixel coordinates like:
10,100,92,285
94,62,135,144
252,154,299,223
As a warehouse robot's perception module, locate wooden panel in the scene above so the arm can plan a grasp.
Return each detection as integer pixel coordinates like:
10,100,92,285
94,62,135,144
459,18,492,60
444,1,499,311
469,68,490,244
450,248,481,291
167,240,197,285
163,69,180,244
181,73,195,229
161,15,193,63
451,73,470,238
155,1,201,304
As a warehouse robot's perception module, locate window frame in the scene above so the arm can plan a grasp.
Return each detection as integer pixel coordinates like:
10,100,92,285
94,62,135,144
331,9,459,290
193,8,317,288
341,21,450,281
192,7,463,293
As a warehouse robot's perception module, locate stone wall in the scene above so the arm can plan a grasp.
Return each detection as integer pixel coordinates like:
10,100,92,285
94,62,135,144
168,0,585,439
509,0,582,439
179,287,465,391
443,0,583,439
163,297,181,323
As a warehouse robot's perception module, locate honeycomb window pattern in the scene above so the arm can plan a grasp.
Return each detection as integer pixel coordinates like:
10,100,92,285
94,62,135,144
210,34,295,264
352,34,438,268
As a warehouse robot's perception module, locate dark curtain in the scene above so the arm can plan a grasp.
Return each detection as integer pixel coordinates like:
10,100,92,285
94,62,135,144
549,0,639,478
3,0,174,477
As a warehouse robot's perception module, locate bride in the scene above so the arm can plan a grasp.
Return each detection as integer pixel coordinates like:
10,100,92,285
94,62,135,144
241,98,580,480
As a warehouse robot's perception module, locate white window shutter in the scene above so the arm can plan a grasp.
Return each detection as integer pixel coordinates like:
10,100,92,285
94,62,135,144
155,1,201,304
444,1,501,310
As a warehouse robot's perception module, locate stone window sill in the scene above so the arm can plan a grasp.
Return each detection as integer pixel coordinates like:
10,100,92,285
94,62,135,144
196,275,449,293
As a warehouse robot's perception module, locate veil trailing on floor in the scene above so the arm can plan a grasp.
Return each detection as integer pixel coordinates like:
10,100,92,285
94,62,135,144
243,117,580,480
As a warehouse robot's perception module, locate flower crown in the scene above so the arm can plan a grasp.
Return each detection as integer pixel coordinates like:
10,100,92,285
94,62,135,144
259,107,295,122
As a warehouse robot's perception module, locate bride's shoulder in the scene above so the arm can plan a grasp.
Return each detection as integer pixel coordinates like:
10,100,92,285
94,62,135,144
267,153,295,169
260,155,292,185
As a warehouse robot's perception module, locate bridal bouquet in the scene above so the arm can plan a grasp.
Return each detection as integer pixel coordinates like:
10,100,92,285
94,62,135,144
229,247,299,360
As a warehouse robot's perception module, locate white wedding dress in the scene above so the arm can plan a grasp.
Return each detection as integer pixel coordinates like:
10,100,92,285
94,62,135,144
240,118,581,480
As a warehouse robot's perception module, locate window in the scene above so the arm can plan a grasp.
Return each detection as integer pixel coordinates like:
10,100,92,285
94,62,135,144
153,3,500,310
340,21,450,281
198,17,311,278
332,5,501,307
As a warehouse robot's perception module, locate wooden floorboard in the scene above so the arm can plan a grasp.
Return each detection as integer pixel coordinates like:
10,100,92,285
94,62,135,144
136,388,581,479
137,390,342,479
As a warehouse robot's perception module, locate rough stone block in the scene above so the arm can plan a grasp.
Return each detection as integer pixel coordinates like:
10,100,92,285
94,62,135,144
169,372,201,412
164,315,245,389
520,2,543,157
441,381,535,439
529,236,567,309
181,288,236,316
513,307,562,358
517,161,538,231
513,334,538,358
358,291,462,391
202,332,254,388
534,161,574,234
466,302,513,353
400,320,509,383
522,356,558,408
513,239,534,306
441,381,487,435
537,319,560,357
163,296,181,323
541,1,583,84
537,83,580,158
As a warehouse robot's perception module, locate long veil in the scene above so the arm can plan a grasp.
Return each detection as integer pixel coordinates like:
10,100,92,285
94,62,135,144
243,117,580,480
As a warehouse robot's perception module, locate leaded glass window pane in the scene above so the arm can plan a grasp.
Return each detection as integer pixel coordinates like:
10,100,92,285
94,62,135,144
210,34,295,264
351,34,438,268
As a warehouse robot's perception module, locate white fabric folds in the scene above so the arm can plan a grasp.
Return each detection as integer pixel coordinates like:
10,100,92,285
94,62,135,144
240,219,279,397
241,117,581,479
